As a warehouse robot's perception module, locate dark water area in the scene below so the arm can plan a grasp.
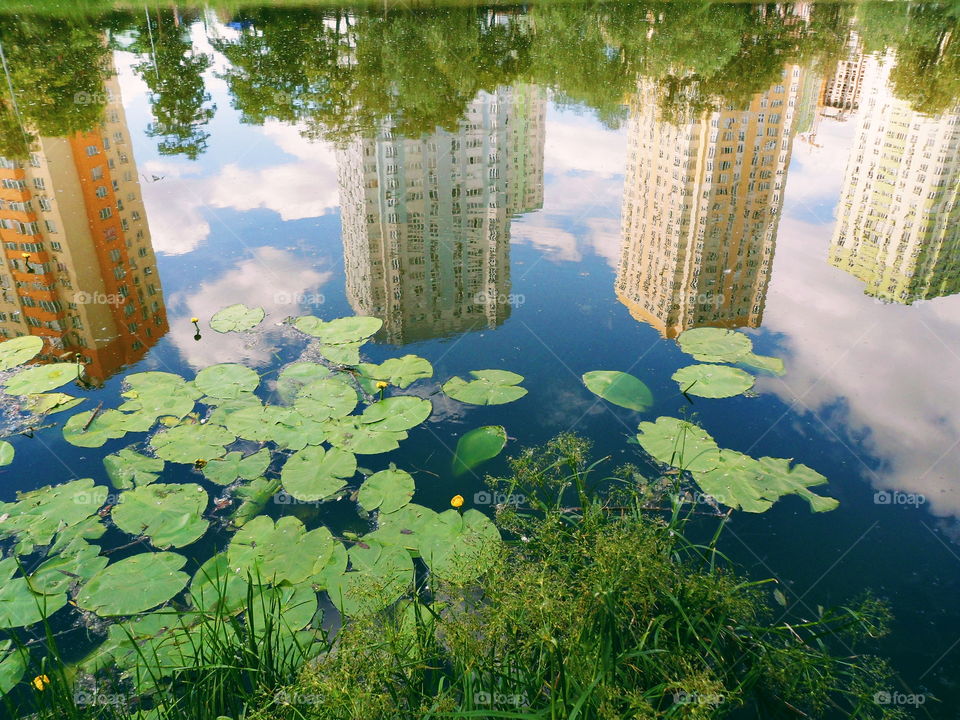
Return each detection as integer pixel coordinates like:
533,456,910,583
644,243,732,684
0,2,959,716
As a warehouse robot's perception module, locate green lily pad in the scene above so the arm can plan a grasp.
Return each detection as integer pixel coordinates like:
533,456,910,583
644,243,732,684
0,478,107,551
0,578,67,628
452,426,507,476
23,392,84,415
227,516,337,584
419,509,501,583
103,448,164,489
209,304,265,333
693,451,838,513
366,503,436,553
188,554,249,614
672,364,755,399
267,415,330,451
319,341,363,366
223,404,294,442
0,336,43,370
202,449,271,486
150,423,235,463
357,467,415,514
636,416,721,473
4,363,79,395
442,369,527,405
63,409,148,448
0,441,12,467
359,396,432,432
582,370,653,411
195,364,260,399
294,378,357,421
0,640,27,693
230,477,281,528
677,328,753,363
326,542,413,616
120,372,198,420
274,362,331,402
357,355,433,389
293,315,383,344
112,483,209,549
29,540,108,594
280,445,356,501
323,419,406,454
741,351,786,376
76,552,189,617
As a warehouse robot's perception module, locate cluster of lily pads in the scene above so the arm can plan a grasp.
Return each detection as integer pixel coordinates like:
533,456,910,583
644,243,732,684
0,313,835,701
581,327,837,513
0,308,521,697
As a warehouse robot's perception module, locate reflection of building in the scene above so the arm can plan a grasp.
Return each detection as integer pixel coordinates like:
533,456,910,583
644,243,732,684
337,85,545,344
0,70,168,383
617,66,809,337
823,31,867,113
830,53,960,304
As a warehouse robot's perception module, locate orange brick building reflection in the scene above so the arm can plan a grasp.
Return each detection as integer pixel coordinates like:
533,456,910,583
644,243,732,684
0,70,167,384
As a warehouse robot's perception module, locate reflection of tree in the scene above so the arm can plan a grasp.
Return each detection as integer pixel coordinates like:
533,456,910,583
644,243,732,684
130,9,216,160
0,16,109,147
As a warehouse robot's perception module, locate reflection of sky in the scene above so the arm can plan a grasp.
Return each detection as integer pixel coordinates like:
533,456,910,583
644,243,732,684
115,16,960,529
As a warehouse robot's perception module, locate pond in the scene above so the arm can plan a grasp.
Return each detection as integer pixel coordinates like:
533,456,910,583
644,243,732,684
0,1,958,716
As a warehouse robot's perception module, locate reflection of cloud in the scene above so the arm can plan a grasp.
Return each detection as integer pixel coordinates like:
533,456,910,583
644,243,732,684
139,121,341,256
759,114,960,520
169,247,332,369
584,217,621,269
545,116,627,176
511,217,581,262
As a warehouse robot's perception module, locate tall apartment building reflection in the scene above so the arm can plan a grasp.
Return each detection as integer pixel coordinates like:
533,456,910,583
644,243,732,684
616,65,810,337
829,53,960,304
337,85,545,344
823,31,868,115
0,69,168,383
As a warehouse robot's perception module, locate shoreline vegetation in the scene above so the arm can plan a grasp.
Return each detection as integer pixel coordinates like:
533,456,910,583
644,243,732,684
0,316,913,718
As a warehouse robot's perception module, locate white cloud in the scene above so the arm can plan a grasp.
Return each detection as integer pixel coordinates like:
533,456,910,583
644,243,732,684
544,116,627,176
168,247,333,369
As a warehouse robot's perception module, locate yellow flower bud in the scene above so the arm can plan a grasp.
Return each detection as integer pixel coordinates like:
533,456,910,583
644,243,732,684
450,494,464,508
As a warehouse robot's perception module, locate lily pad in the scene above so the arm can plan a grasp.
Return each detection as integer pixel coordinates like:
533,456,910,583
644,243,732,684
4,363,78,395
357,355,433,389
359,396,432,432
672,364,755,399
120,372,198,420
0,441,12,467
741,351,786,376
76,553,189,617
319,341,363,366
230,477,281,528
150,423,235,463
227,516,337,584
0,640,27,693
419,509,501,583
452,426,507,476
103,448,164,489
442,369,527,405
294,378,357,421
63,409,150,448
693,451,838,513
189,553,249,614
293,315,383,344
636,416,721,473
357,467,415,514
281,445,356,501
195,364,260,399
677,328,753,363
326,543,413,616
202,449,271,486
0,578,67,628
112,483,209,549
582,371,653,411
29,540,108,594
274,362,331,402
0,336,43,370
209,304,265,333
223,404,294,442
23,392,84,415
323,419,406,454
0,478,107,551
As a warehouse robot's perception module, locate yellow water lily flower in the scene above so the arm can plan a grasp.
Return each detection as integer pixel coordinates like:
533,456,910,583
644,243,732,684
375,380,389,390
190,317,199,323
450,495,464,508
32,675,49,691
